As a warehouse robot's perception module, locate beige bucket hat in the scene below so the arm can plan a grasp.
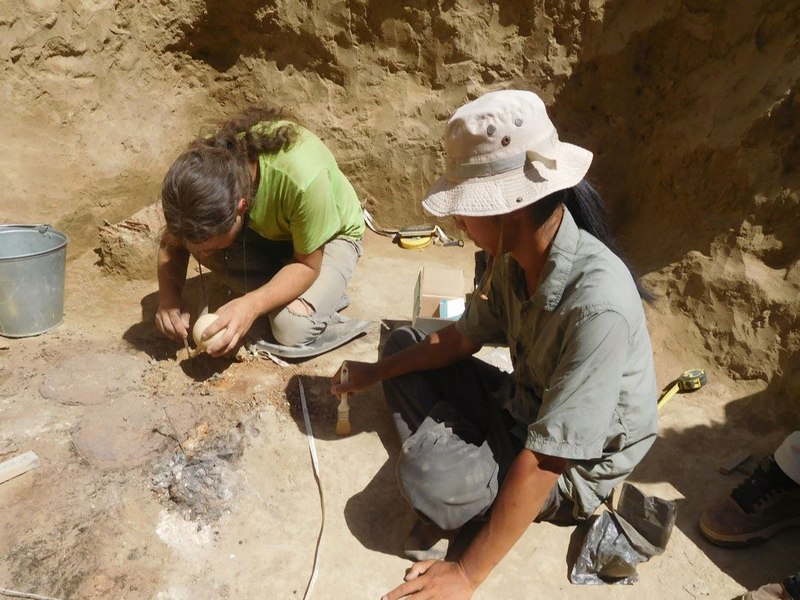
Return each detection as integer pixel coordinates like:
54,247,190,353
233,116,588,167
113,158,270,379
422,89,593,217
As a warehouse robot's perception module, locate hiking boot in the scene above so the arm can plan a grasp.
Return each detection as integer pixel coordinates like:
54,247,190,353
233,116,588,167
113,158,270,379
700,456,800,547
738,571,800,600
403,520,451,561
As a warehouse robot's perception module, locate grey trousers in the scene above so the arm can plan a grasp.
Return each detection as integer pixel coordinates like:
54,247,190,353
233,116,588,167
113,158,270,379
382,326,575,531
197,227,362,346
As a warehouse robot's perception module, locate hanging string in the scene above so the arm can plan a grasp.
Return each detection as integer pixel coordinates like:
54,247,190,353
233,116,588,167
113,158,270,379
198,261,208,311
478,218,504,300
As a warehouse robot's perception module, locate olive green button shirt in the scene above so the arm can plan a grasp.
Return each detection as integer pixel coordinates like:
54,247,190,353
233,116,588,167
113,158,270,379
456,207,658,519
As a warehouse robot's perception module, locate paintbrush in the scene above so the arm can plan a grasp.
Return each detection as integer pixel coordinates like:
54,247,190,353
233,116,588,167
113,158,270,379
335,361,351,436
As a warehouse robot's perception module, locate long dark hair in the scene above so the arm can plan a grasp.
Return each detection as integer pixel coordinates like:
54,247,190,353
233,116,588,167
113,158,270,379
531,180,652,301
161,106,298,243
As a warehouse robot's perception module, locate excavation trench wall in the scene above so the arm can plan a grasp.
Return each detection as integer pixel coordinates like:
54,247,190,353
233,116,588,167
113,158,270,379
1,0,798,405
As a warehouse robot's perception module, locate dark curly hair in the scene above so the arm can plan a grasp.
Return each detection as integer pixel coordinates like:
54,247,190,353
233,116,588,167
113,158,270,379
161,106,298,243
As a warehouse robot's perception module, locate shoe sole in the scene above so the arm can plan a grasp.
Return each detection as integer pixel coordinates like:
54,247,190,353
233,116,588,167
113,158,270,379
700,516,800,547
248,318,370,359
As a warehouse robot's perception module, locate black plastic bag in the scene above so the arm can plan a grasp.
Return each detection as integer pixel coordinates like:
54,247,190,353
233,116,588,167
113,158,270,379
570,483,677,585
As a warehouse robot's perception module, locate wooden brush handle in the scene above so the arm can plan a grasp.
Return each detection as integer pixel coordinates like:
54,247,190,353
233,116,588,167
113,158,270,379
340,361,349,408
336,361,352,436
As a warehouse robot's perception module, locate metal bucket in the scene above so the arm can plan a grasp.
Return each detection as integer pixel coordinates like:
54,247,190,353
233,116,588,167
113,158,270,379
0,224,68,338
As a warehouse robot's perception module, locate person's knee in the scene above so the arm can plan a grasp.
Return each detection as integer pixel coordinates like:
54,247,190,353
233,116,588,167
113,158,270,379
270,307,320,347
381,326,425,360
396,423,497,531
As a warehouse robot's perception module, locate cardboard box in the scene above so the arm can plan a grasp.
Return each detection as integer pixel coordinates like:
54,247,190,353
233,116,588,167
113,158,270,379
412,266,466,334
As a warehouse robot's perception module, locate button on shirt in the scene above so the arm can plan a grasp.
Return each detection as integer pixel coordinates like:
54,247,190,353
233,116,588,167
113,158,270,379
456,207,658,518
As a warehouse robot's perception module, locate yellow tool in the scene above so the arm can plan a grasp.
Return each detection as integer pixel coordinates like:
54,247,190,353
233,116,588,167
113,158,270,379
398,235,433,250
363,209,463,248
657,368,708,410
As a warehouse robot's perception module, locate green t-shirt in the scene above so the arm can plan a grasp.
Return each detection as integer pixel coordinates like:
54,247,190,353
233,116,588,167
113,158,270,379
246,121,365,255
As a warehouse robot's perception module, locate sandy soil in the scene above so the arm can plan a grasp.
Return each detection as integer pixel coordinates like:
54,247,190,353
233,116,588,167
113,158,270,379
0,230,798,600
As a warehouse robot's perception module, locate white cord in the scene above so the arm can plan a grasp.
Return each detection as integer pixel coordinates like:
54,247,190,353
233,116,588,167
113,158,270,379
363,208,397,235
0,588,62,600
299,379,324,600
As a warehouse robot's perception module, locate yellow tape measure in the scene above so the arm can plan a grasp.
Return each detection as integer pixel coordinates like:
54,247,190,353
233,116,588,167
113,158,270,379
657,368,707,410
398,235,433,250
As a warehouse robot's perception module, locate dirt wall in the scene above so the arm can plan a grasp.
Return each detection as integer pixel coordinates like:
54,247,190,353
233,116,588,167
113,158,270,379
1,0,798,406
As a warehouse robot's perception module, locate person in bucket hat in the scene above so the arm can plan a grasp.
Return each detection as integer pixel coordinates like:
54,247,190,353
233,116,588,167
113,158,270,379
333,89,658,599
422,89,592,218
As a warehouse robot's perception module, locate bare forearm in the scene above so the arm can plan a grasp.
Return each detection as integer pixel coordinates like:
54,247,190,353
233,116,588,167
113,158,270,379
376,324,480,381
245,261,317,316
157,241,190,306
332,312,480,400
459,450,564,588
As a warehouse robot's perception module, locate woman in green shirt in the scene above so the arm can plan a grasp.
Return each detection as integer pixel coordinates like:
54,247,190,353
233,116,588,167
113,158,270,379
155,107,365,355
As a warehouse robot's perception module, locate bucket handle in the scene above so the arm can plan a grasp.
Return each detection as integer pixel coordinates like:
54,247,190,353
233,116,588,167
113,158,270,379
0,224,67,259
3,224,53,233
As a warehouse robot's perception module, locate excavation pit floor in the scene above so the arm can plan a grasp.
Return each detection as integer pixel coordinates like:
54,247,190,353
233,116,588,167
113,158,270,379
1,230,797,600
